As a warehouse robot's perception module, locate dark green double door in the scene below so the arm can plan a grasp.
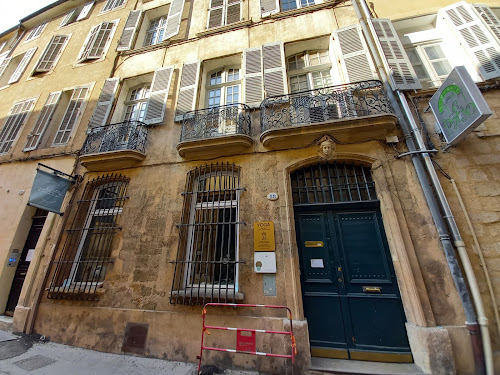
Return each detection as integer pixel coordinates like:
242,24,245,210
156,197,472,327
296,206,412,362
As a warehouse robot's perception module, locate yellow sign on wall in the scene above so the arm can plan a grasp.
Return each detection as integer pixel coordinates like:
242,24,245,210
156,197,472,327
254,221,275,252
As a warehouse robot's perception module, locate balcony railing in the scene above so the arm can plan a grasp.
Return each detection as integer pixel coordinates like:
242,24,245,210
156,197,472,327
260,80,393,132
81,121,148,155
180,103,251,142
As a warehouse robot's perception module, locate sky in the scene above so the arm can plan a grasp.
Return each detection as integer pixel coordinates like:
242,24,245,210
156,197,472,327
1,1,57,34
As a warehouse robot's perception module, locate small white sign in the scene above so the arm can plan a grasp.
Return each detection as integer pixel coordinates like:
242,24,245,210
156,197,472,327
266,192,278,201
310,259,324,268
254,252,277,273
25,248,35,262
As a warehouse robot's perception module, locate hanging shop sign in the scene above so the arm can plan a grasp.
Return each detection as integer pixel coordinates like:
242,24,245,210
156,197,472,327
429,66,492,148
28,164,75,214
254,221,275,252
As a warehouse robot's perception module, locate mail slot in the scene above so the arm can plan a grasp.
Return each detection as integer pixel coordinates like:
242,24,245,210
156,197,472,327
305,241,324,247
363,286,382,293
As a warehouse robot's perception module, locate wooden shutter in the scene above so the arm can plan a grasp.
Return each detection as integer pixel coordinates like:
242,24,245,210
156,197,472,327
24,91,62,151
79,24,99,61
34,35,69,73
208,0,224,29
372,18,421,90
89,78,120,127
226,0,241,25
332,24,377,83
261,0,279,17
474,4,500,42
175,60,200,121
0,57,11,78
164,0,185,40
117,10,142,51
262,42,287,97
439,2,500,80
0,99,36,154
243,47,263,106
53,87,89,145
144,66,174,125
9,47,37,84
77,1,95,21
60,10,77,27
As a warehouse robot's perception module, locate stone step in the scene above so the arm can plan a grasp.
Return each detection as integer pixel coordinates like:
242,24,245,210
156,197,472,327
310,357,430,375
0,316,13,333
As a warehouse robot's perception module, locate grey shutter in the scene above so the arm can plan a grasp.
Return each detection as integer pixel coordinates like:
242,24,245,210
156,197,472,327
372,18,421,90
439,2,500,80
175,60,200,121
474,4,500,42
9,47,37,84
261,0,279,17
332,24,377,83
89,78,119,127
117,10,142,51
262,42,287,97
164,0,185,39
243,47,263,106
77,1,95,21
35,35,69,73
24,91,62,151
208,0,224,29
144,66,174,125
226,0,241,25
60,10,76,27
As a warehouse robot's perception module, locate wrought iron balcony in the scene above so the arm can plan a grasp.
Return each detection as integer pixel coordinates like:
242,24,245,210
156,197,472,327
260,80,393,132
180,103,251,142
177,104,253,159
80,121,148,171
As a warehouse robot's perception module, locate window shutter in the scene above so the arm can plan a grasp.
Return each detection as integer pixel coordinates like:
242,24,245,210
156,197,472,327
208,0,224,29
263,42,287,97
439,2,500,80
80,24,99,61
0,57,11,78
89,78,120,127
35,35,69,73
117,10,142,51
164,0,185,40
77,1,95,21
332,24,377,83
474,4,500,42
261,0,279,17
9,47,37,84
60,9,76,27
53,87,89,145
243,47,263,106
0,99,36,154
226,0,241,25
372,18,421,90
24,91,62,151
144,66,174,125
175,60,200,121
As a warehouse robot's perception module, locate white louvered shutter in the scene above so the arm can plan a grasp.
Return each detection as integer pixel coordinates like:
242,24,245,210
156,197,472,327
263,42,287,97
117,10,142,51
34,35,69,73
474,4,500,42
164,0,185,40
77,1,95,21
53,87,89,145
8,47,37,84
175,61,200,121
261,0,279,17
144,66,174,125
208,0,224,28
60,10,77,27
372,18,421,90
0,99,36,154
243,47,263,106
24,91,62,151
80,22,114,61
439,2,500,80
0,57,11,78
89,78,119,127
332,24,377,83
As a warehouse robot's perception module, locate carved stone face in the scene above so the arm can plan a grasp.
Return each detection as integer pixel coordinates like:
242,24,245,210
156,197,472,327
319,139,335,159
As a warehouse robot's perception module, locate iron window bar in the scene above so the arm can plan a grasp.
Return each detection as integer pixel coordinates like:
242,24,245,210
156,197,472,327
47,174,129,301
170,162,244,305
260,80,393,132
180,103,251,142
81,120,148,155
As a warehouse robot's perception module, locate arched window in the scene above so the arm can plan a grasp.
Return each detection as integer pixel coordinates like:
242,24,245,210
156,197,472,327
144,16,168,46
287,50,332,93
123,83,151,122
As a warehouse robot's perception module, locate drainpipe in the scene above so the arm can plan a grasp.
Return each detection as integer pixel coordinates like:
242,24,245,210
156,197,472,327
350,1,489,374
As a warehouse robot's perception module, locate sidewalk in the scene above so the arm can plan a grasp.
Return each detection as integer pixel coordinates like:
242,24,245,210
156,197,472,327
0,329,258,375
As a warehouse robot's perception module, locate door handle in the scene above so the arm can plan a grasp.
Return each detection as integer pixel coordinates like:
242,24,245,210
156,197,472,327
363,286,381,293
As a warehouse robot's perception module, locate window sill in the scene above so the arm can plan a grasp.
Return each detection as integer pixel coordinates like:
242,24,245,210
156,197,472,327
266,1,338,20
196,20,253,38
170,288,244,301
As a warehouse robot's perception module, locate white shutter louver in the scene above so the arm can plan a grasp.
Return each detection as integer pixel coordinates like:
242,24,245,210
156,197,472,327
89,78,119,127
208,0,224,29
175,60,200,121
60,10,77,27
80,22,115,62
34,35,69,73
0,99,36,154
0,57,11,78
332,24,377,83
24,91,62,151
474,5,500,42
243,47,263,106
77,1,95,21
144,66,174,125
372,18,421,90
53,87,89,145
117,10,142,51
262,42,287,97
439,2,500,80
8,47,37,84
261,0,279,17
164,0,185,40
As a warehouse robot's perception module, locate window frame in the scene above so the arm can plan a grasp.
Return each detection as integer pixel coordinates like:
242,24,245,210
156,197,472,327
77,20,118,64
205,66,241,108
207,0,243,29
100,0,127,14
286,50,332,93
144,15,169,46
25,22,47,42
33,35,70,74
406,41,453,88
123,83,151,122
279,0,317,12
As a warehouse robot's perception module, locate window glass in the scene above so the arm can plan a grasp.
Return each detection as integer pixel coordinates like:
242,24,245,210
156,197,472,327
124,84,151,122
144,16,168,46
287,50,331,93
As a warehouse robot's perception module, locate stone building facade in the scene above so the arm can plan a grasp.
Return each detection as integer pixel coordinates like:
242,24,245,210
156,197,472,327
0,0,499,374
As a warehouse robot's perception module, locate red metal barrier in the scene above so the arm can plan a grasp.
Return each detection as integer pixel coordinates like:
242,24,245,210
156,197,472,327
197,303,297,374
